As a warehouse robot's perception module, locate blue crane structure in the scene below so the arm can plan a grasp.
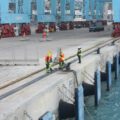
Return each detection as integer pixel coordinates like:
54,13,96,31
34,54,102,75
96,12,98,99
84,0,109,26
0,0,119,37
36,0,57,33
60,0,75,30
0,0,31,37
74,0,84,17
84,0,112,21
112,0,120,37
74,0,88,27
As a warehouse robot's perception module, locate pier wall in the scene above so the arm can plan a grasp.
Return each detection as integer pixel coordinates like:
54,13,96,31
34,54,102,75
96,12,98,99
0,43,120,120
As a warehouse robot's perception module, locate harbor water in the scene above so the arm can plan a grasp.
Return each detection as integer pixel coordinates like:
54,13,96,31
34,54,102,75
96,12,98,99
85,72,120,120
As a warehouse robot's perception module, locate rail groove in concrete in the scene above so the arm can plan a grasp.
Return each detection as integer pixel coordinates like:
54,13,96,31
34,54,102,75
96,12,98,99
0,37,119,100
0,37,119,90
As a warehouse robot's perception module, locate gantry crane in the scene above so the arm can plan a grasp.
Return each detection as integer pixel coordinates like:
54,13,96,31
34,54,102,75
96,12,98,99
36,0,57,33
84,0,112,27
0,0,119,38
60,0,75,30
112,0,120,37
0,0,31,37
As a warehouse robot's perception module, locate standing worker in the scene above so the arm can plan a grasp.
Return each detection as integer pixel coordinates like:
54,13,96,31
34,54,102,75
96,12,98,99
77,48,82,63
45,53,52,73
43,27,47,39
48,50,53,71
49,50,52,62
49,27,52,32
60,50,64,58
43,32,46,39
59,55,65,69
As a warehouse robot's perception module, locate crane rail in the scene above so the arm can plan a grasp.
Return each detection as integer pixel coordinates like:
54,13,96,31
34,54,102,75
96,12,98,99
0,37,120,100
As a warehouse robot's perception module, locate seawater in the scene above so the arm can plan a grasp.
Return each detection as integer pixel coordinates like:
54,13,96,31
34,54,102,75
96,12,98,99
85,72,120,120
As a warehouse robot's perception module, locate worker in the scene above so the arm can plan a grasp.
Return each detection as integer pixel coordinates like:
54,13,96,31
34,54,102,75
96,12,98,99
52,28,54,32
60,50,64,58
77,48,82,63
49,27,52,32
43,31,46,38
43,27,48,38
59,55,65,69
48,50,52,62
48,50,53,71
45,53,52,73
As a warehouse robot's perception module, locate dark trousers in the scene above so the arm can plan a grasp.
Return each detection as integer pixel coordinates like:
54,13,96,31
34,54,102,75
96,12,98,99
46,64,49,69
78,56,81,63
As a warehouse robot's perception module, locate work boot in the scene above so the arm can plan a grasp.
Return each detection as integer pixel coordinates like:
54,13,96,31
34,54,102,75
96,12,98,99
46,69,49,73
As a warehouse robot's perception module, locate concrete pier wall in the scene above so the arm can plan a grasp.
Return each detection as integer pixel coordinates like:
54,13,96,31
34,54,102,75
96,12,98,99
0,43,120,120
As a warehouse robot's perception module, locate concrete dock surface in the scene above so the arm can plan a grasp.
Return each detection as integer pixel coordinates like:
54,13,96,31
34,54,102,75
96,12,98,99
0,25,113,87
1,24,119,120
0,41,120,120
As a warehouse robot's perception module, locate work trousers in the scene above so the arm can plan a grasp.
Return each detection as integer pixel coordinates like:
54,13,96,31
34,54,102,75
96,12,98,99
78,56,81,63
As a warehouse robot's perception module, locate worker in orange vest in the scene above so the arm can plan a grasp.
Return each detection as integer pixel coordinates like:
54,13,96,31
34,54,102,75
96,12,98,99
43,27,48,38
49,27,52,32
48,50,53,71
60,50,64,58
45,53,52,73
48,50,52,62
43,32,46,38
58,55,65,69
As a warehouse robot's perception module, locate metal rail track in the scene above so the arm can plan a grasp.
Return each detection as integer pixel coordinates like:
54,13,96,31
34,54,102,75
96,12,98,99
0,37,119,90
0,37,119,100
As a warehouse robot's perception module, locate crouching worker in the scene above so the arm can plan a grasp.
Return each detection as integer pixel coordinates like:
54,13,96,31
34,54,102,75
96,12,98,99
59,55,65,69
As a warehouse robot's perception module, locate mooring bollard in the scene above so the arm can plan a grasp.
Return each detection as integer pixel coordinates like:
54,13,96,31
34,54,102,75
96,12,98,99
115,54,119,80
97,48,100,54
75,85,84,120
106,61,112,91
39,112,53,120
95,70,101,106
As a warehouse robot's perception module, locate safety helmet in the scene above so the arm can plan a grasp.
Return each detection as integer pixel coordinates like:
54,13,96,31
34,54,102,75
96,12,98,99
49,50,52,54
61,50,63,53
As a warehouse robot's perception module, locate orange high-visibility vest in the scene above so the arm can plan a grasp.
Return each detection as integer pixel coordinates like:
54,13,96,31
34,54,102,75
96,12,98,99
43,32,46,38
59,56,64,62
49,28,52,32
61,53,64,58
50,54,52,60
45,56,50,64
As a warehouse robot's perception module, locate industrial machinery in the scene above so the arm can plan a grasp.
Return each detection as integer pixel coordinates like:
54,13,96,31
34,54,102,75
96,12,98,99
60,0,75,30
84,0,110,27
112,0,120,37
95,0,108,26
36,0,57,33
0,0,119,38
74,0,84,19
74,0,86,28
84,0,95,27
0,0,31,38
